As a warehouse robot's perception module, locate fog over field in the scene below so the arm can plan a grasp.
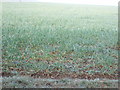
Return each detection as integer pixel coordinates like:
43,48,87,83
2,2,118,88
2,0,119,6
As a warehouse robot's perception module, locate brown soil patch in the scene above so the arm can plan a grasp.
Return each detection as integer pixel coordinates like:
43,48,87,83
1,72,13,77
31,71,118,80
1,70,118,80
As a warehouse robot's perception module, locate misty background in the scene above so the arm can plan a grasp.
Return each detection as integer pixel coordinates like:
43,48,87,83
2,0,119,6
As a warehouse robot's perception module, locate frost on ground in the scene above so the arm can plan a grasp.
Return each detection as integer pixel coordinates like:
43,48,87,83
2,76,118,88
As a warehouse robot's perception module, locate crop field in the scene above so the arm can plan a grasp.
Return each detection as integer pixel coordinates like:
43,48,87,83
2,3,118,88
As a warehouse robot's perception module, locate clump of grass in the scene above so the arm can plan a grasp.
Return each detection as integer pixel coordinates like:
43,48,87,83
2,76,35,88
2,76,118,88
